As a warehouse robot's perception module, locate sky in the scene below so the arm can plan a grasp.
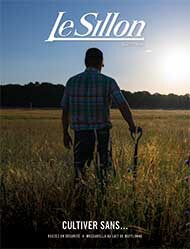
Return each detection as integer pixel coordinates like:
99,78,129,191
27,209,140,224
0,0,190,94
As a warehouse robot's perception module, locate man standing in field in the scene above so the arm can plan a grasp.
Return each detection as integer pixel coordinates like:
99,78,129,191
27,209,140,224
61,48,136,180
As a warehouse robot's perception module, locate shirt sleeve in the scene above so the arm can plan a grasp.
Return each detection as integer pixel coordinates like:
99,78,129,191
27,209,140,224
60,81,70,110
110,79,127,106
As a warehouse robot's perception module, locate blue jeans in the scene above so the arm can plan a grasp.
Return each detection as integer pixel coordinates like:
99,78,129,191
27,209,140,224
73,128,110,178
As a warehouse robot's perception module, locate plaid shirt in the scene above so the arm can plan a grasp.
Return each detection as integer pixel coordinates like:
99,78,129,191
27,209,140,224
60,67,127,131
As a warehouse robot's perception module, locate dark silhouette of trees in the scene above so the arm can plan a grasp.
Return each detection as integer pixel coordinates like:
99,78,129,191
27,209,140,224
0,82,64,108
0,82,189,109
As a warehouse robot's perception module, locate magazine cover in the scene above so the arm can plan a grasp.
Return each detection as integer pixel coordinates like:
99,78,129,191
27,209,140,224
0,0,190,248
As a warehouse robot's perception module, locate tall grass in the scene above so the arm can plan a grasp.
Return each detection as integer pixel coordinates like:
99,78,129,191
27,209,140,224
0,109,190,248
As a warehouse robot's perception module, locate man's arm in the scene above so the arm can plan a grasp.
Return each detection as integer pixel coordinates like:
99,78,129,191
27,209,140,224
118,102,136,132
62,109,72,149
60,82,72,149
110,79,136,132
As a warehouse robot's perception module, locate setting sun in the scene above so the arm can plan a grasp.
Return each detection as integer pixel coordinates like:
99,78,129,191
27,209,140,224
163,49,189,82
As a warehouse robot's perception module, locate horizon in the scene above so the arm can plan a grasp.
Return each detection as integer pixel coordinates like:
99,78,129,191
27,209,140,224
1,81,189,96
1,0,190,95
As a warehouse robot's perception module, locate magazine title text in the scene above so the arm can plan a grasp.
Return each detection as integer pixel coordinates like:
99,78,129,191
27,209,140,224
46,12,146,42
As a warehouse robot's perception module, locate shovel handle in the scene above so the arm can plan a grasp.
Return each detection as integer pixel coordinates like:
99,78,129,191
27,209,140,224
130,127,143,142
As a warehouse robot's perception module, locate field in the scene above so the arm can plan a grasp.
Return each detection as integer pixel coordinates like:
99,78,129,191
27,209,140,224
0,109,190,248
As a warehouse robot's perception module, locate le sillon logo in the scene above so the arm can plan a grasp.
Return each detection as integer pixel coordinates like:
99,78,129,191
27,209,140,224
46,12,146,42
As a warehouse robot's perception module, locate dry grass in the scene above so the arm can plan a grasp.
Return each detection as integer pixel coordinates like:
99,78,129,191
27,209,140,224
0,109,190,248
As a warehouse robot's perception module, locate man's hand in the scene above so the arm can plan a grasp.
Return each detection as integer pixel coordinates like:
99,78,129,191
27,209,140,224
129,125,136,134
63,132,73,149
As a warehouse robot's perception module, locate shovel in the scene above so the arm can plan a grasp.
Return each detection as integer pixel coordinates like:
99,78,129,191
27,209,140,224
130,127,143,182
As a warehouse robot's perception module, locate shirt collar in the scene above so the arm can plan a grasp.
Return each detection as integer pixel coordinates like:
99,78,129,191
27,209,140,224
85,67,100,73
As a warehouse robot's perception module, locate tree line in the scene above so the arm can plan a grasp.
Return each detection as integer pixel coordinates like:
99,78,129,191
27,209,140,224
0,82,190,109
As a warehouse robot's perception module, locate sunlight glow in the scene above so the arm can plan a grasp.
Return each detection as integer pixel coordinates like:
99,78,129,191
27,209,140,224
163,49,190,82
